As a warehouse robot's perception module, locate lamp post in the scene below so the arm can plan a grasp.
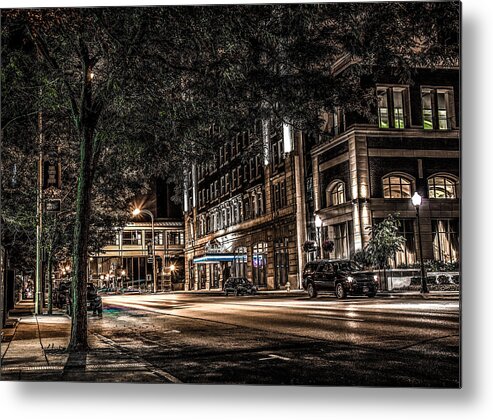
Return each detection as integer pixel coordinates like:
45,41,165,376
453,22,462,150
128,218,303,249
315,215,322,259
132,208,157,293
412,192,429,294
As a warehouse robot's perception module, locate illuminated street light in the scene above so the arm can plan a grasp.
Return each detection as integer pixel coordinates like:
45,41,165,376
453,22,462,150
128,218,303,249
412,192,428,293
169,264,176,272
131,207,157,293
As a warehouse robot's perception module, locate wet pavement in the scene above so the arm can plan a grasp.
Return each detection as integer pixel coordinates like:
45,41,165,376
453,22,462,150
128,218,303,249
1,293,460,387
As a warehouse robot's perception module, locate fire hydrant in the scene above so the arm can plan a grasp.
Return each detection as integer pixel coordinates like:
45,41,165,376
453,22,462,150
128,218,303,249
286,281,291,293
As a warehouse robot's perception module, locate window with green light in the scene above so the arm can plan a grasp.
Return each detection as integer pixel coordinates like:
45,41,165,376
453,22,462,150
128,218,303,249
377,88,389,128
377,86,407,129
421,87,453,130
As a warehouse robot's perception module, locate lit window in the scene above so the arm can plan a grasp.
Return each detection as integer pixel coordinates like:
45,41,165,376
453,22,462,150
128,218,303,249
382,174,413,198
377,86,408,129
327,181,345,206
377,88,389,128
421,87,453,130
393,88,405,129
428,175,458,199
432,219,459,262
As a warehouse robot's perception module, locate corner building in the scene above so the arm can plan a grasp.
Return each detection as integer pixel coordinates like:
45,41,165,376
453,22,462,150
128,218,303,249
312,67,460,265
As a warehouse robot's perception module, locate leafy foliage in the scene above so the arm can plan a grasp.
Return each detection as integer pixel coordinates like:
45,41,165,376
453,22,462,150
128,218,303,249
365,214,406,269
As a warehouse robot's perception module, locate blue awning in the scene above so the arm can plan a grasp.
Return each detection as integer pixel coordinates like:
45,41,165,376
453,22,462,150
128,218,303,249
193,254,247,264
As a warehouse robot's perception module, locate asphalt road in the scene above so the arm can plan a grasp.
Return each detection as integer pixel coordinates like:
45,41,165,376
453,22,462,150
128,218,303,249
89,293,460,387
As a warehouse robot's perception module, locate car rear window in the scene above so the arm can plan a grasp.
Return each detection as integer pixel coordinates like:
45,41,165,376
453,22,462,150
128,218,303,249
304,263,318,275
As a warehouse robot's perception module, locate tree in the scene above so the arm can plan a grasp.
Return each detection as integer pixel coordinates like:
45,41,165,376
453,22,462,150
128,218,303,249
365,214,406,290
2,3,459,351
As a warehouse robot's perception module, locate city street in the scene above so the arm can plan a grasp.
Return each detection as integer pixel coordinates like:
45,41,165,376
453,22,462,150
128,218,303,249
82,293,459,386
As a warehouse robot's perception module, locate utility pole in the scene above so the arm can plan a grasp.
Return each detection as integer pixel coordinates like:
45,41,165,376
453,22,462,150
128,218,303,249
35,110,43,315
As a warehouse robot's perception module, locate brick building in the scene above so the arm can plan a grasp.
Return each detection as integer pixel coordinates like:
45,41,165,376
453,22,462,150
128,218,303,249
183,120,315,291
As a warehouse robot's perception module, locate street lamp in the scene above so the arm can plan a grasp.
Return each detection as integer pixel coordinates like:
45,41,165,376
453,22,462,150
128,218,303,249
412,192,429,294
315,214,322,259
132,207,157,293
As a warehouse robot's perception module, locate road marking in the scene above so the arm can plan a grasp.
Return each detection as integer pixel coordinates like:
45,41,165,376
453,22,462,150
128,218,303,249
259,354,291,361
308,314,365,322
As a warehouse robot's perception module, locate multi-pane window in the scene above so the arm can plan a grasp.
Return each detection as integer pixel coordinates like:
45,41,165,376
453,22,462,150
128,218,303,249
225,173,230,193
394,220,416,267
252,242,268,288
237,166,242,186
428,175,458,199
422,89,434,129
432,219,459,262
168,232,184,245
327,181,345,206
122,231,142,246
145,230,164,245
219,146,224,166
272,179,287,211
332,222,353,259
272,137,284,166
377,87,390,128
377,86,408,129
421,88,454,130
392,88,405,128
382,174,413,198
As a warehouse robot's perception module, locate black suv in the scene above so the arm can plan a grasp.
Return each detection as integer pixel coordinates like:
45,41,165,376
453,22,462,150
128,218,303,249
223,277,257,296
302,259,379,299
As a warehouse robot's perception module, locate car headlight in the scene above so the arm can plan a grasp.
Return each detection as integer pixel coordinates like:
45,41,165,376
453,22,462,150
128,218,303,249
373,275,379,282
347,276,354,283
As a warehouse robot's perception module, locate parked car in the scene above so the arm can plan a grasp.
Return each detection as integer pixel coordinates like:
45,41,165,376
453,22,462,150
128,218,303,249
302,259,379,299
223,277,257,296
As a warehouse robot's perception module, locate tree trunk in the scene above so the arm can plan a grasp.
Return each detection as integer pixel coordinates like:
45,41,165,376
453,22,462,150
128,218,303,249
68,125,96,352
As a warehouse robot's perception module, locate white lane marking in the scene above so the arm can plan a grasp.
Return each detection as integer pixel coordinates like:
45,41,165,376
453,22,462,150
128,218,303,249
308,314,365,322
259,354,291,361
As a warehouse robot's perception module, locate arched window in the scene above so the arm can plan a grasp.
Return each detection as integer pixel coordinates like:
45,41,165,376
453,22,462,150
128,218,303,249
326,181,345,206
428,174,458,199
382,174,413,198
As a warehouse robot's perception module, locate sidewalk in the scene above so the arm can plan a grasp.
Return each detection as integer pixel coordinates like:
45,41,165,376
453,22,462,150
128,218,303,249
0,301,178,383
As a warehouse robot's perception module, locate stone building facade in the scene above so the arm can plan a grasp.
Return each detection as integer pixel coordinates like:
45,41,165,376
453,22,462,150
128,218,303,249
312,68,460,266
183,121,313,290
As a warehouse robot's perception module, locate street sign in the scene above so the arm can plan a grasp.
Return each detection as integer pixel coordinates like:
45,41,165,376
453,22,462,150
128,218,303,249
45,199,61,213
